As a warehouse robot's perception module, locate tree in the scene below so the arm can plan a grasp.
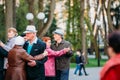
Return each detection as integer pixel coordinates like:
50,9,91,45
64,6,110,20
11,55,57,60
66,0,82,50
37,0,55,38
79,0,86,56
16,0,28,34
5,0,14,40
106,0,115,31
26,0,35,24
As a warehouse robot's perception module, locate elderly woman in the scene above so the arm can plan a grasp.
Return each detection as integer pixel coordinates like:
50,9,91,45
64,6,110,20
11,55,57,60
100,31,120,80
0,27,18,80
5,36,34,80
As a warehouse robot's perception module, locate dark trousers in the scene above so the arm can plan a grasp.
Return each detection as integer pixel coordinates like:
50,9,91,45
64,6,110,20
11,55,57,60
79,64,87,75
27,73,45,80
27,77,45,80
0,47,8,80
45,76,55,80
56,69,69,80
0,70,4,80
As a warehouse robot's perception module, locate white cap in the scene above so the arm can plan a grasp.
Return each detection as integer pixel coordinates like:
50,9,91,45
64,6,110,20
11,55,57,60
53,29,64,36
24,25,37,33
15,36,25,46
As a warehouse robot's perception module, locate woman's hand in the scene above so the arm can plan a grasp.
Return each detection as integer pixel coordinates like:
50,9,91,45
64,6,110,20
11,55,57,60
64,47,70,52
0,41,5,47
28,60,36,67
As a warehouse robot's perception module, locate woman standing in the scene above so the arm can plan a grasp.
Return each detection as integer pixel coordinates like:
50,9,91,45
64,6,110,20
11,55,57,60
42,37,70,80
0,27,18,80
100,31,120,80
5,36,34,80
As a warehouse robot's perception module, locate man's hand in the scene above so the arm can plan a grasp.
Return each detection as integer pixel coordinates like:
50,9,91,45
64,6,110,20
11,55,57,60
6,63,9,68
28,60,36,67
64,47,70,52
43,50,48,56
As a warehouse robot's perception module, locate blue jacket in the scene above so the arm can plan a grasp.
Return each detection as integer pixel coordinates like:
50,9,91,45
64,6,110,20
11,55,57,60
75,55,80,64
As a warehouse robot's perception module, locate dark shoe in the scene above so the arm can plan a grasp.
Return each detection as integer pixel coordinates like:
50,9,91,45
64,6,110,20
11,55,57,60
74,73,76,75
85,74,89,76
78,73,83,76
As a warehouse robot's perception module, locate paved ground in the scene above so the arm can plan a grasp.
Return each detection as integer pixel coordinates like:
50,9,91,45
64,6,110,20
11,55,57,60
69,67,102,80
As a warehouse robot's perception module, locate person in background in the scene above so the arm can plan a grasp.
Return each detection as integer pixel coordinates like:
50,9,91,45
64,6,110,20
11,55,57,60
74,49,81,75
5,36,34,80
79,51,88,76
51,29,73,80
100,31,120,80
23,25,47,80
0,27,18,80
42,37,70,80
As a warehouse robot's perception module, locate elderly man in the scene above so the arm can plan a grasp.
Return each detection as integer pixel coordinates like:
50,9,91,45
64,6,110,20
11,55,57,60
23,25,47,80
51,29,73,80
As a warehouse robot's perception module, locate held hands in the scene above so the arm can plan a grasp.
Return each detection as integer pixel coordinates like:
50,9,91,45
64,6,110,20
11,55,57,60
33,50,48,60
28,60,36,67
63,47,70,52
43,50,48,57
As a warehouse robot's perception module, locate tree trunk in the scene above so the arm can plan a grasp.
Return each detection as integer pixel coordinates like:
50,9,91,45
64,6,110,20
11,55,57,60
37,0,55,38
106,0,114,32
5,0,13,40
13,0,16,28
27,0,35,25
37,0,44,37
79,0,87,57
102,0,108,55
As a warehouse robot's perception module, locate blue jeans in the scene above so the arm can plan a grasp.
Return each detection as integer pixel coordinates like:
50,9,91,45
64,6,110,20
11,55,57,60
74,64,80,74
56,68,69,80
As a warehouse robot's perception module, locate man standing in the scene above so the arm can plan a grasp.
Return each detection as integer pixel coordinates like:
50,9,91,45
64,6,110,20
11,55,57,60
51,29,73,80
23,25,47,80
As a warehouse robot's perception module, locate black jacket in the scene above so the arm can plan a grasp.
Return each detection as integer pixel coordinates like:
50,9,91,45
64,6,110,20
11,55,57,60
0,47,8,71
23,38,47,80
79,55,85,64
0,47,8,80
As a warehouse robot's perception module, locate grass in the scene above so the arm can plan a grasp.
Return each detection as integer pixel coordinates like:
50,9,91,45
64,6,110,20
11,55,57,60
70,58,108,68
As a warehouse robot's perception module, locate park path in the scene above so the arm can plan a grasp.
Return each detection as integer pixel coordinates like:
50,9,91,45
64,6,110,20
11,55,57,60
69,67,102,80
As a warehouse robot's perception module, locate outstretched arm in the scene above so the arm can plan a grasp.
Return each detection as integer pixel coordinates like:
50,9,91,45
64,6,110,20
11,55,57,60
34,51,48,60
47,48,70,57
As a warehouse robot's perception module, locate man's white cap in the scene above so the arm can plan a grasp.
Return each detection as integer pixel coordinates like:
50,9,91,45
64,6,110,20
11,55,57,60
15,36,25,46
53,29,64,36
24,25,37,33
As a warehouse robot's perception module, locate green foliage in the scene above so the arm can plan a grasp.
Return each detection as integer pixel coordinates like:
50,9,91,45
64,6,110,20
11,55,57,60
70,58,107,68
16,0,28,35
65,0,82,50
0,5,5,42
70,51,76,63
